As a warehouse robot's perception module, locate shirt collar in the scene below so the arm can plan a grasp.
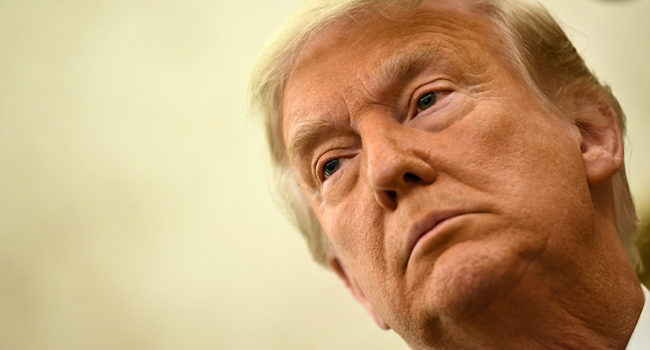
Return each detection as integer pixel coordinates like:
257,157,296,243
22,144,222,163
626,284,650,350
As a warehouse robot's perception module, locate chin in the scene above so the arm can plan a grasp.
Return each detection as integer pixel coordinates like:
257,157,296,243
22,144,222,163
425,238,535,322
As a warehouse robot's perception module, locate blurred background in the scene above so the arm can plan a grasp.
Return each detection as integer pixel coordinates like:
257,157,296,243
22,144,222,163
0,0,648,349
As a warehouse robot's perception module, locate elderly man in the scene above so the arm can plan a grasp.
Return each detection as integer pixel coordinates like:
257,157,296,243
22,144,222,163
250,0,649,349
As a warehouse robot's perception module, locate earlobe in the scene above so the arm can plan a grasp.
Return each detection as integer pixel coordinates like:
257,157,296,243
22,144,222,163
328,256,391,330
571,91,624,186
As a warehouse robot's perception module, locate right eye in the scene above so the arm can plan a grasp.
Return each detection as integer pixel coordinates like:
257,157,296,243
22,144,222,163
323,159,341,178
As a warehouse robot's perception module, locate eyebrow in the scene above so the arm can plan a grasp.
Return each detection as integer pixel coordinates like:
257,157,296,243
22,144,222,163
287,116,339,162
286,44,440,162
369,44,440,89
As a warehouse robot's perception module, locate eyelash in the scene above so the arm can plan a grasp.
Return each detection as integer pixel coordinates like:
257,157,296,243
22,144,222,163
317,155,344,183
315,151,356,186
411,88,451,117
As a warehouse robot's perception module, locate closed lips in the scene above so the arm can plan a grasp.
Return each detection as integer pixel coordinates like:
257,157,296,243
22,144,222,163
405,209,467,266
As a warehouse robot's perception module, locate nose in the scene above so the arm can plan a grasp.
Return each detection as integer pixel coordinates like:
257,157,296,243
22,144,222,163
360,116,436,210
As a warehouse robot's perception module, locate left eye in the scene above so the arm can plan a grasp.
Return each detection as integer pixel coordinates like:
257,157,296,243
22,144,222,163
323,159,341,178
417,92,437,111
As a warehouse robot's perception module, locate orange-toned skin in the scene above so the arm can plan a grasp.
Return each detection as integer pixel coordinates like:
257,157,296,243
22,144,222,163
282,2,644,349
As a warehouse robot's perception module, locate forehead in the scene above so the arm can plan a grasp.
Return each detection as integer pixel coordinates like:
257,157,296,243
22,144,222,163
282,2,498,144
297,1,485,60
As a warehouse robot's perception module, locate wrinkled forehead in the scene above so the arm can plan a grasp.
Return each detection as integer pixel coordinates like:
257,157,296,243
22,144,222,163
282,0,496,143
294,0,481,63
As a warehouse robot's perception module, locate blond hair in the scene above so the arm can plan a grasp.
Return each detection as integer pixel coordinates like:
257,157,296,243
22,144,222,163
249,0,641,270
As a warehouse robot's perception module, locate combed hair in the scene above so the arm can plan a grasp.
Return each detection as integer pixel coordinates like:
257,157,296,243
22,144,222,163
249,0,642,270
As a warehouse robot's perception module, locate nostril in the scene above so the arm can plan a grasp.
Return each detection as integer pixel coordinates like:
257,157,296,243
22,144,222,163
403,173,421,183
387,190,397,202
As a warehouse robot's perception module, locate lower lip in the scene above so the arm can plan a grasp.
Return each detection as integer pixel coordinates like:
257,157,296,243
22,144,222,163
410,214,468,263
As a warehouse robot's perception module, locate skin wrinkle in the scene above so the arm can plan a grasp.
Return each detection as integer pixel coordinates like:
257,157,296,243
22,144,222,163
302,81,465,191
281,2,643,349
370,45,440,91
355,73,382,105
436,240,555,348
288,45,462,185
473,236,547,318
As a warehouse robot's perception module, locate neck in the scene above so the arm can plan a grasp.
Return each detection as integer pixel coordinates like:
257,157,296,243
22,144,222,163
442,269,643,350
417,261,643,350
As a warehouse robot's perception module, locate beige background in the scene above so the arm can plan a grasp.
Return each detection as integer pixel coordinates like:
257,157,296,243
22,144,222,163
0,0,648,349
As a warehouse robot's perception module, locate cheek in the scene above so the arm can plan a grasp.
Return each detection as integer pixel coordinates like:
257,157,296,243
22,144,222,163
446,101,583,193
319,189,385,265
439,102,592,237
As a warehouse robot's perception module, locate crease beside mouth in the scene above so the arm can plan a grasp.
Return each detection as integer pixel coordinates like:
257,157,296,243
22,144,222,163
404,212,478,271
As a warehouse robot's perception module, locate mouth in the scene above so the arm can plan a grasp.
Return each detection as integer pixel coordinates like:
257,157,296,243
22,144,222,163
405,209,470,267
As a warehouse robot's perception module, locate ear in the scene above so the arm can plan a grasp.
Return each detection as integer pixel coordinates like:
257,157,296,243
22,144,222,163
328,256,391,330
570,90,624,186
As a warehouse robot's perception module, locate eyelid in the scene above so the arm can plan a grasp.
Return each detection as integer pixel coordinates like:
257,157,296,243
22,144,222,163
314,151,356,187
408,82,454,119
307,135,360,189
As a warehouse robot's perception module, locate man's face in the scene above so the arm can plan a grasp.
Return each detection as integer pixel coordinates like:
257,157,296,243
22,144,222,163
283,2,595,347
